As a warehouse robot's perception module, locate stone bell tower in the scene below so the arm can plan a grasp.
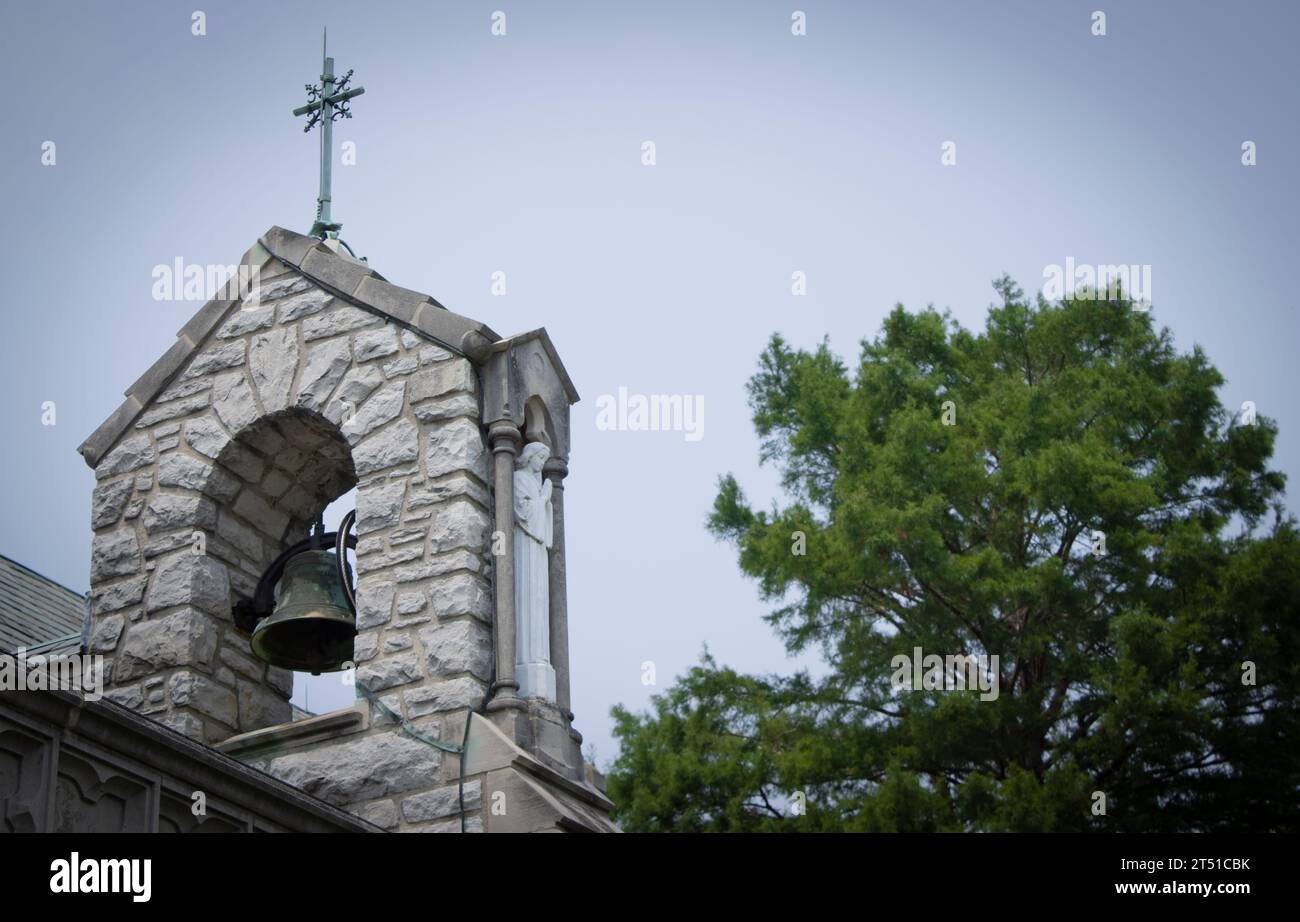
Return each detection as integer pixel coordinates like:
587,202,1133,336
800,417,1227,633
79,226,617,832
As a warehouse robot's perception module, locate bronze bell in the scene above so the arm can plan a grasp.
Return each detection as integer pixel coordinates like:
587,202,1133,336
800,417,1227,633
251,549,356,675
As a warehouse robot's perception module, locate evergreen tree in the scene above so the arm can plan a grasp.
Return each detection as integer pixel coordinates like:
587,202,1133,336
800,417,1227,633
609,278,1299,832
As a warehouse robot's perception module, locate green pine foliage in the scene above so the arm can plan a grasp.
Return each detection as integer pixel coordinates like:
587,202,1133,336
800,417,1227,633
608,278,1299,832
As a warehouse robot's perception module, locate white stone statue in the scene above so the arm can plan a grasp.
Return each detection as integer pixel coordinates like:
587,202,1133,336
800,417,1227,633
513,441,556,700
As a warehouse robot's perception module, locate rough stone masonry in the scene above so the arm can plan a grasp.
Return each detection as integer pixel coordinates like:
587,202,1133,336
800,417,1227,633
79,226,616,832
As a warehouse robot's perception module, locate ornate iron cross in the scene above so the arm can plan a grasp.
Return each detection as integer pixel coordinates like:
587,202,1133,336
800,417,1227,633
293,29,365,240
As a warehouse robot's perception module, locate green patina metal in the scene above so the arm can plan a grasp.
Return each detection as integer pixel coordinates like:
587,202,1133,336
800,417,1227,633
294,29,365,242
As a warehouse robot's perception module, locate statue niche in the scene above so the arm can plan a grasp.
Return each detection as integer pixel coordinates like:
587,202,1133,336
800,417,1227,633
513,441,556,700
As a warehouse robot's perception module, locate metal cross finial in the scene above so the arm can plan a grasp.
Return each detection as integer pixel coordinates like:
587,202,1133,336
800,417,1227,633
293,28,365,240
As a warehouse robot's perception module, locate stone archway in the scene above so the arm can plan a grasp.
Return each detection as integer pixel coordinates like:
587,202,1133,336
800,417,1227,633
88,266,494,745
206,408,357,591
78,227,612,830
523,396,555,450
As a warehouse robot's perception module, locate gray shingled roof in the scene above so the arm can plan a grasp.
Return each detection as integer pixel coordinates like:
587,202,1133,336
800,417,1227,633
78,225,522,469
0,554,87,655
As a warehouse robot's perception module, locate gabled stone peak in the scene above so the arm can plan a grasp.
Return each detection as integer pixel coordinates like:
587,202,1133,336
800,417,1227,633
490,328,580,406
78,226,500,469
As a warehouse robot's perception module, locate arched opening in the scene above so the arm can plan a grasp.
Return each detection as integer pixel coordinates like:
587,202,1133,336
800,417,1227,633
210,408,358,721
523,395,555,450
212,409,356,583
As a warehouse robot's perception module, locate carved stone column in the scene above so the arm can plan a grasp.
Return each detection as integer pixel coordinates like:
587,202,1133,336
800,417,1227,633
487,421,524,712
544,457,573,720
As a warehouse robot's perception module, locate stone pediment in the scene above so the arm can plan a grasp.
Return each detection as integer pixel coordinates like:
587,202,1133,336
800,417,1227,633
482,328,581,462
78,226,501,469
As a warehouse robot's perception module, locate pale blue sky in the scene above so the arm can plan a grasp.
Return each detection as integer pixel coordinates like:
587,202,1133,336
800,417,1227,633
2,0,1297,766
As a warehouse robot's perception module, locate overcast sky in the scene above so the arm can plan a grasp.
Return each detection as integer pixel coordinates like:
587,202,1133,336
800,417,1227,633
2,0,1297,767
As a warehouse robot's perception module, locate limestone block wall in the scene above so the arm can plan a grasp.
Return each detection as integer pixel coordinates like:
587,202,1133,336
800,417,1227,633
88,258,495,746
222,707,617,833
227,708,488,832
